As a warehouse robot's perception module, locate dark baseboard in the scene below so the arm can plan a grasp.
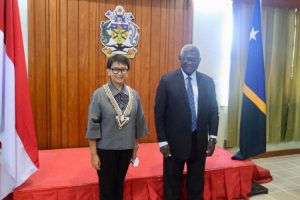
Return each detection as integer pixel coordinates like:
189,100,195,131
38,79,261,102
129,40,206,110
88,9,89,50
223,139,300,158
252,148,300,159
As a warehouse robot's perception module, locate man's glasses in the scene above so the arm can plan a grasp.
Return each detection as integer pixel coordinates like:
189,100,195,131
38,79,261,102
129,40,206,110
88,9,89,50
111,68,128,74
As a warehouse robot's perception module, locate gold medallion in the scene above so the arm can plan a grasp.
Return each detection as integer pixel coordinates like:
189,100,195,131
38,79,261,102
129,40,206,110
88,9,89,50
115,115,130,129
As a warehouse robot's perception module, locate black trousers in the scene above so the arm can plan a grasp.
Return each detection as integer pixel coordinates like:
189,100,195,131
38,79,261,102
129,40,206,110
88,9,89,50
97,149,133,200
163,133,206,200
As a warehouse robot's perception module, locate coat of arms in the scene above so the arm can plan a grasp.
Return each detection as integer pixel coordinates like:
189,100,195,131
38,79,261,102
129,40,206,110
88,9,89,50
100,5,139,58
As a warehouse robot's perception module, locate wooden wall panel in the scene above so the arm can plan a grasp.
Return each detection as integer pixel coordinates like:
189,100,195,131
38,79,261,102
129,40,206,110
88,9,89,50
67,0,79,147
78,0,90,147
59,0,68,148
28,0,193,149
49,0,59,148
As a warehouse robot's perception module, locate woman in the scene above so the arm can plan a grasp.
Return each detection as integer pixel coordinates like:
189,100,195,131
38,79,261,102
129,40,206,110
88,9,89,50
86,54,149,200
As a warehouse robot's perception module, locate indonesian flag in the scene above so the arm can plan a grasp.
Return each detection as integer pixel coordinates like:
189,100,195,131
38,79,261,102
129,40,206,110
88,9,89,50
0,0,39,199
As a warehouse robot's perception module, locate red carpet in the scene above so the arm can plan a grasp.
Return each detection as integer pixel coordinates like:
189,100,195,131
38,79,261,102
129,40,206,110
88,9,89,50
13,143,271,200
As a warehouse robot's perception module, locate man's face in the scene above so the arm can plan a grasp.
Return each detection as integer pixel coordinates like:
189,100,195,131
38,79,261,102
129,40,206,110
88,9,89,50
180,47,201,75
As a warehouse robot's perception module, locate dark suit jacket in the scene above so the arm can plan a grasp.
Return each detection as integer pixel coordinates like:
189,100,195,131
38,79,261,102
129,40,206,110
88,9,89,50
154,69,219,160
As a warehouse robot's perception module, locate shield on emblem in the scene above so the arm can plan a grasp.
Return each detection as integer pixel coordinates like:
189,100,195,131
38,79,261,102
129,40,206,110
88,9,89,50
100,5,139,58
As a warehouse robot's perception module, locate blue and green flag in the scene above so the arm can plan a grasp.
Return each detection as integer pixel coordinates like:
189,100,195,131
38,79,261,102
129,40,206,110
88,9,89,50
232,0,266,160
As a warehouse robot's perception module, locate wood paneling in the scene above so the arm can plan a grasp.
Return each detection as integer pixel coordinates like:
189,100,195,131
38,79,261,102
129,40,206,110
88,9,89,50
28,0,193,149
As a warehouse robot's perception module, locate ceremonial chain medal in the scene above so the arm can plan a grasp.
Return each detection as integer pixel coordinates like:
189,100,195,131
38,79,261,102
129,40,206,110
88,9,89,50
103,84,134,129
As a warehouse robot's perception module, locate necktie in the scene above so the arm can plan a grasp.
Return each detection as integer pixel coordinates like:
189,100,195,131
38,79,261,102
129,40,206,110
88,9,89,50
187,76,197,132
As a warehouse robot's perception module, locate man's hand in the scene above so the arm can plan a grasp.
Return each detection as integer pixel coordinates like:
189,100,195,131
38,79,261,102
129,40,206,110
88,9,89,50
206,138,217,156
160,144,171,158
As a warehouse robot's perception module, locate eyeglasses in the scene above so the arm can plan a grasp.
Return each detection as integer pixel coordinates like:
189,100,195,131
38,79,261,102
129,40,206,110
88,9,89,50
111,68,128,74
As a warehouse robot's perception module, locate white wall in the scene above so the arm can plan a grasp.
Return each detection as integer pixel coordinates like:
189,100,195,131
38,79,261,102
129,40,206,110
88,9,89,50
18,0,28,68
193,0,232,146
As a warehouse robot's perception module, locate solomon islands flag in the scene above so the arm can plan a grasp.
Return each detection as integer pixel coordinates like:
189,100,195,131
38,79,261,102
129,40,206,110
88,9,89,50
232,0,266,160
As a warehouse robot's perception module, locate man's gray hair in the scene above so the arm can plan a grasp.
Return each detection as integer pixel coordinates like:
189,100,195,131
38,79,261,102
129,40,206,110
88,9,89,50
180,44,201,58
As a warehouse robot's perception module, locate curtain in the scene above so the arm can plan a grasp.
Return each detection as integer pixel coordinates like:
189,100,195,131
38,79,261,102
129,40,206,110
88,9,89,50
227,1,300,147
286,11,300,141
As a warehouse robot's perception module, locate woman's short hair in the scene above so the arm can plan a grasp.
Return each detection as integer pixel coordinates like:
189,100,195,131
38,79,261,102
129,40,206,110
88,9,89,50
106,54,130,70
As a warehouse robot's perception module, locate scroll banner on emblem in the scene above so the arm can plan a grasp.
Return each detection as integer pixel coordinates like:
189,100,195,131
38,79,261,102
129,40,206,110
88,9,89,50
100,5,139,58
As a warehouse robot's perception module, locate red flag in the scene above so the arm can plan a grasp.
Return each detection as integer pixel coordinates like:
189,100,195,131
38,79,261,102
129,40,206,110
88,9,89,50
0,0,39,198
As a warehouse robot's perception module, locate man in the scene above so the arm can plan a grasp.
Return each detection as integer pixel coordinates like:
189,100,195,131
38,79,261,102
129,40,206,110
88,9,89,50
154,44,219,200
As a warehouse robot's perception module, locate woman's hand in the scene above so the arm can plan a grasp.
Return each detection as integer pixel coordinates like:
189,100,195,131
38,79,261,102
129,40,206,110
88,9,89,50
91,153,101,170
88,140,100,170
132,145,139,161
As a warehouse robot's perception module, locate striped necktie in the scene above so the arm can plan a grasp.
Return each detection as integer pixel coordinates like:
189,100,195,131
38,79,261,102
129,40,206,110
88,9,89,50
187,76,197,132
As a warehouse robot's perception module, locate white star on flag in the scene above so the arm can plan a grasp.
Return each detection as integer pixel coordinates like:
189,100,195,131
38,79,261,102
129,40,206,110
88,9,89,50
249,27,259,40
